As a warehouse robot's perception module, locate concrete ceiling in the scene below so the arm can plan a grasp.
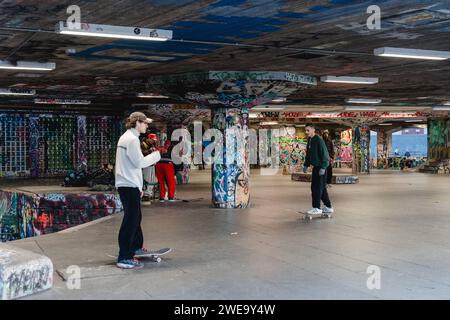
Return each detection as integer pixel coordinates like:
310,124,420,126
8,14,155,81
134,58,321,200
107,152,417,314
1,0,450,113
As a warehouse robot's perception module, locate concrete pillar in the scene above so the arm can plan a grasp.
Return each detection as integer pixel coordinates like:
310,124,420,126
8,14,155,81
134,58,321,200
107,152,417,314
427,118,450,161
376,130,392,169
76,116,87,171
352,125,371,174
211,107,250,209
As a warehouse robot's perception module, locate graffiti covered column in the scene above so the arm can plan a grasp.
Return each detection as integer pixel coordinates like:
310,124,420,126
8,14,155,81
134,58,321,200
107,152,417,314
352,125,371,174
427,118,450,161
376,130,392,169
211,107,250,209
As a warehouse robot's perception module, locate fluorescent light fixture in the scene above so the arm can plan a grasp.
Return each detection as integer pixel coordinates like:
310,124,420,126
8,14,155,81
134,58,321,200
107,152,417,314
249,113,259,118
137,93,169,98
344,106,377,111
252,105,285,111
442,101,450,106
432,106,450,111
320,76,379,84
0,88,36,96
56,21,172,41
271,97,286,103
378,123,393,126
0,60,55,71
405,120,423,123
374,47,450,60
260,121,279,126
346,98,382,104
295,124,306,127
34,98,91,105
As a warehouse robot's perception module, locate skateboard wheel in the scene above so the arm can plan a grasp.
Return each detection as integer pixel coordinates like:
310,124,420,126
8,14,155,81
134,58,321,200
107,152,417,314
154,257,162,263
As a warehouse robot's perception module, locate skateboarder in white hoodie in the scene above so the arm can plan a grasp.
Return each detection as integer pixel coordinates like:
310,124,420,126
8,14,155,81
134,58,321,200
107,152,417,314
115,112,161,269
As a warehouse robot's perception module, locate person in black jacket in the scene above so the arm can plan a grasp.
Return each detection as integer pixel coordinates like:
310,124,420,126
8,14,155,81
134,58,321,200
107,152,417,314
322,130,335,187
303,124,334,215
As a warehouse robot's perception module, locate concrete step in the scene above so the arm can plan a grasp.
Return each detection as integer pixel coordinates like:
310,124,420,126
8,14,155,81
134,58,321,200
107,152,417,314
291,173,359,184
0,244,53,300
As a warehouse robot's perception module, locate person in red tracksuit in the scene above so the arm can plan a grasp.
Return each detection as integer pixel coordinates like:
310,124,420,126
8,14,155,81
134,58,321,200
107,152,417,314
155,140,176,202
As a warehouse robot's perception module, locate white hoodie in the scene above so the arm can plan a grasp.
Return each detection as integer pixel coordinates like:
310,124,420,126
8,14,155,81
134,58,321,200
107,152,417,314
115,128,161,191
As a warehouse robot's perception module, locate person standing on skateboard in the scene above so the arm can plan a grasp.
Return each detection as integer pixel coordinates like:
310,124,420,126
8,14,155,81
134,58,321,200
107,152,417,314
303,124,334,216
115,112,161,269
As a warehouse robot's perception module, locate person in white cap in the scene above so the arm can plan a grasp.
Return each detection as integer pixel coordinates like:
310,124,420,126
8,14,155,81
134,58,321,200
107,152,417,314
115,112,161,269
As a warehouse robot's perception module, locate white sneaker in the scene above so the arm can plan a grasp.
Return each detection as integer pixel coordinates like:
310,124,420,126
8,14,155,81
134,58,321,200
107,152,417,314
306,208,323,215
322,206,334,214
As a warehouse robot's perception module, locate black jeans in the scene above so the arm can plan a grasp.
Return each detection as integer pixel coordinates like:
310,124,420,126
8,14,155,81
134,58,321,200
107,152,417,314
117,187,143,261
326,164,333,185
311,167,332,209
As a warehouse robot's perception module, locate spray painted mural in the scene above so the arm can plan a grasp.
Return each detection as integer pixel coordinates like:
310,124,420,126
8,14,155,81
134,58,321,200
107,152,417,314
353,126,370,174
0,114,30,178
428,119,450,161
0,190,122,241
278,127,307,174
0,114,123,179
148,71,316,109
336,129,353,165
211,108,250,209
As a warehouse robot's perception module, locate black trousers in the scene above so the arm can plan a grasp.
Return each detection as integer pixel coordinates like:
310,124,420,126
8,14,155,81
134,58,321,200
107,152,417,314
311,167,332,209
326,164,333,185
117,187,143,261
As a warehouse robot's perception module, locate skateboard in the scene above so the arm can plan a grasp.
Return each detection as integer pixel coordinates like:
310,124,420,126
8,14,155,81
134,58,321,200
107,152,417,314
298,211,333,221
134,247,172,263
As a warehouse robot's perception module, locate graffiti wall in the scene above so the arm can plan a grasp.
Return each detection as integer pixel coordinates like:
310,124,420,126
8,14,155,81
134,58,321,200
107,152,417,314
278,127,307,174
335,129,353,168
428,119,450,161
211,108,250,209
0,190,122,241
0,114,30,178
0,113,123,179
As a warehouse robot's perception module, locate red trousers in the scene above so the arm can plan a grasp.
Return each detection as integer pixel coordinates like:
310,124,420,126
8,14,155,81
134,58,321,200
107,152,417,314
155,162,176,199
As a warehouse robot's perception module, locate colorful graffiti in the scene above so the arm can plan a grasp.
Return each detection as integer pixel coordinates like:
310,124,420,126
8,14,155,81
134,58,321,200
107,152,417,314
0,114,30,178
336,129,353,163
148,71,316,109
211,107,250,209
29,116,40,177
0,114,123,179
353,126,370,174
278,127,307,174
0,190,122,241
77,116,87,171
428,119,450,161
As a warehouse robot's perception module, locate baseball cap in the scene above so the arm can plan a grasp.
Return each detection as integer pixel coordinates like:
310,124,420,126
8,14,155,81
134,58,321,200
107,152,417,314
148,133,157,140
128,111,153,124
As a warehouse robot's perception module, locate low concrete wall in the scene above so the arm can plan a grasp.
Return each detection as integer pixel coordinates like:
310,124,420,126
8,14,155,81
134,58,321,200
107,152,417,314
0,244,53,300
291,173,359,184
0,189,123,241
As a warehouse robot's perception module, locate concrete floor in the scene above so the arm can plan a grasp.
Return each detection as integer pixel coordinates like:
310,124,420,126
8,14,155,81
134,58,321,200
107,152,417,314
11,170,450,300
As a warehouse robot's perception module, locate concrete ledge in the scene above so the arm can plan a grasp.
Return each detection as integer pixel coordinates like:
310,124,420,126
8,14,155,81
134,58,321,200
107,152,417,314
291,173,359,184
0,244,53,300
